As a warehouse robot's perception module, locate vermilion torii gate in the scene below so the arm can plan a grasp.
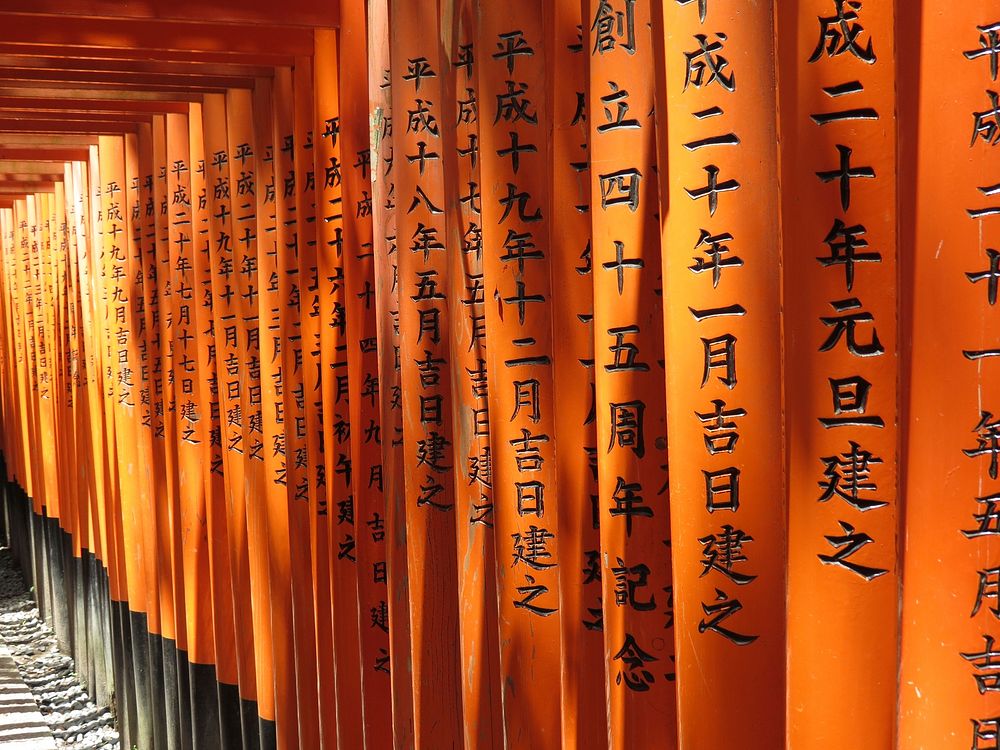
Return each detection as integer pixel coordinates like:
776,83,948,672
0,2,995,750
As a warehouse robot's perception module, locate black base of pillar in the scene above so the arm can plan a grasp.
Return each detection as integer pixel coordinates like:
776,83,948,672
0,474,278,750
129,610,155,750
177,646,193,750
217,680,244,750
148,631,169,750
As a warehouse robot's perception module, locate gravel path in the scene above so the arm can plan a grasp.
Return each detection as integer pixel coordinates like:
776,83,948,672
0,549,119,750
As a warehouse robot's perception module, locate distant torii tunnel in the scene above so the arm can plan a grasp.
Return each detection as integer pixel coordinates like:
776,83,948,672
0,1,994,749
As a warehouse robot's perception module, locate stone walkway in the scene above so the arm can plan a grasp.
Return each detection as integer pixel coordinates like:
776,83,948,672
0,638,56,748
0,551,117,750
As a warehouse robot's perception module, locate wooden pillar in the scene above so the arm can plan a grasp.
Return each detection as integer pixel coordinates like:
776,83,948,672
899,4,1000,745
655,1,786,746
586,1,675,745
388,1,465,744
776,3,899,746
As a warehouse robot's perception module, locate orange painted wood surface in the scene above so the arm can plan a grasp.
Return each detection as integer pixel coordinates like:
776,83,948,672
899,3,1000,746
586,1,674,746
656,2,786,746
477,3,563,746
777,4,899,746
365,2,417,745
388,1,465,745
1,5,1000,750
